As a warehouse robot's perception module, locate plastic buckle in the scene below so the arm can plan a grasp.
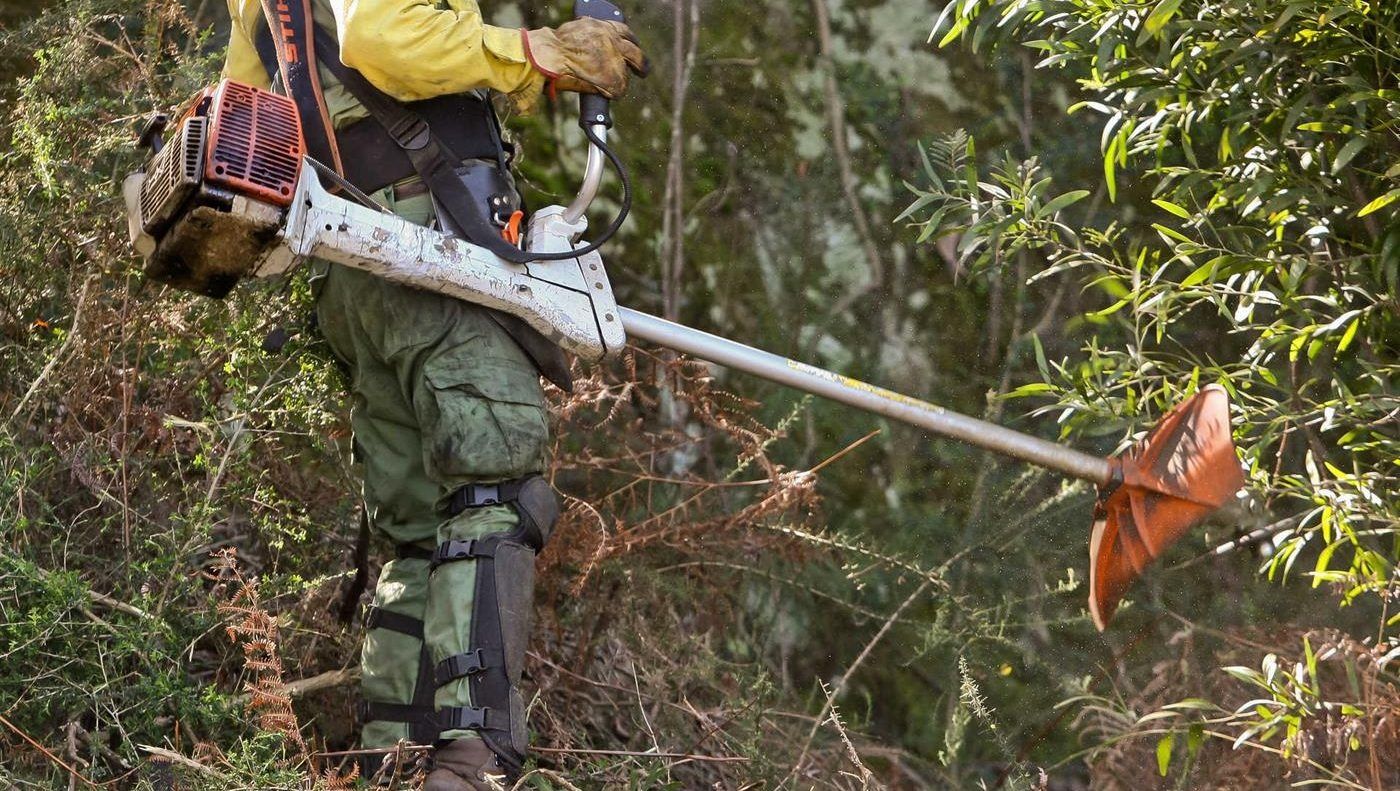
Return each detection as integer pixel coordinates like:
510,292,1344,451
388,115,431,151
430,538,495,571
435,649,488,686
440,706,490,732
433,539,477,567
471,484,501,506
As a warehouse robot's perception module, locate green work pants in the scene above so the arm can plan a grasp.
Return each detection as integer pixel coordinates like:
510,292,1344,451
314,188,550,746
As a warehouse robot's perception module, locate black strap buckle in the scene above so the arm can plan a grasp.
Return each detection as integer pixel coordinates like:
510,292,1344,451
444,478,534,517
429,538,496,571
386,114,431,151
434,649,488,686
438,706,494,732
450,483,506,513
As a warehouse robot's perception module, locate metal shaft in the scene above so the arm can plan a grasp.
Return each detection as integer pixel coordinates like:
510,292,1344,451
619,308,1113,485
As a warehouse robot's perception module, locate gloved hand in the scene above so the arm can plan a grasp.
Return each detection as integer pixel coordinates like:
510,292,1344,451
522,17,649,100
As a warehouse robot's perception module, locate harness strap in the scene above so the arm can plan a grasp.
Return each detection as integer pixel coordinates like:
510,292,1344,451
308,28,536,266
255,0,343,173
251,15,574,391
365,606,424,639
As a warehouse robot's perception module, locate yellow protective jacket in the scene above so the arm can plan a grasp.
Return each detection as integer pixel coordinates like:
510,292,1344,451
223,0,544,121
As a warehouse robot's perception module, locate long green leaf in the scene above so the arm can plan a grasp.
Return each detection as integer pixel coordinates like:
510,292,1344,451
1039,189,1090,217
1357,188,1400,217
1331,137,1367,174
1144,0,1185,37
1104,135,1119,202
1152,199,1192,219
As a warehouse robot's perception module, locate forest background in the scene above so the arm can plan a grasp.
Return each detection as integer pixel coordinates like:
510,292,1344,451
0,0,1396,789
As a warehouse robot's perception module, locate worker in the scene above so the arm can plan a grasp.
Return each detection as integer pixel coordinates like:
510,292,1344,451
220,2,647,789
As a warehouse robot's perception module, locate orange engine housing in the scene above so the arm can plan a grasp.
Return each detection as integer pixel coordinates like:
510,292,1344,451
189,79,305,207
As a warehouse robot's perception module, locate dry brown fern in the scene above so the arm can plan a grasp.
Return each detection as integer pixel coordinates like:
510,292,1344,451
212,548,309,758
317,761,360,790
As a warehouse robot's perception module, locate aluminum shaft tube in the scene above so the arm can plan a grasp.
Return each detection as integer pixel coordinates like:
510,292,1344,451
619,308,1113,485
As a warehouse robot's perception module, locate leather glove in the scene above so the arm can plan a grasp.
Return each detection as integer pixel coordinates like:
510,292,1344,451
521,17,649,99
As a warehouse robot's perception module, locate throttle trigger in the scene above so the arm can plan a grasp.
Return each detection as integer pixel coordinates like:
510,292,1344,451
502,210,524,246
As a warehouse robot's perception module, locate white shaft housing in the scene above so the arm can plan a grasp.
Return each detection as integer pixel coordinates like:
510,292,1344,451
252,161,627,361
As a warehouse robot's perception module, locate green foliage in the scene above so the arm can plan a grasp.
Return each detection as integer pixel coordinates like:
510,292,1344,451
917,0,1400,785
0,2,361,785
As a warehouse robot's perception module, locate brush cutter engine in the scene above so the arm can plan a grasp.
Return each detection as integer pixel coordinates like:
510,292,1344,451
126,81,302,298
123,79,626,361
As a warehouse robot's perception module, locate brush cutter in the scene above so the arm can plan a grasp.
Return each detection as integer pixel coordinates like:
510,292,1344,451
122,71,1243,630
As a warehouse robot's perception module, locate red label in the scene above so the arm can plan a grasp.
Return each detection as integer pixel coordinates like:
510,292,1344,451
275,2,299,63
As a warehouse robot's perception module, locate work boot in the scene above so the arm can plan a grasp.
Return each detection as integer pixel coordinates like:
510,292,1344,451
424,739,507,791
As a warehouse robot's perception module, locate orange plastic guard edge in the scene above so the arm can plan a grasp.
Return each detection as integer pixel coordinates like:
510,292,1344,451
1088,385,1244,630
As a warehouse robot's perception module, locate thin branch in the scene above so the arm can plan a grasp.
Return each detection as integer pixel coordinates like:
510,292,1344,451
660,0,702,323
818,680,886,789
0,713,99,788
137,746,228,781
810,0,885,300
785,576,935,784
284,668,358,698
87,589,154,621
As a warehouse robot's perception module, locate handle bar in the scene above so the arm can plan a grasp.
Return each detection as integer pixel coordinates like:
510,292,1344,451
564,0,624,223
563,124,608,224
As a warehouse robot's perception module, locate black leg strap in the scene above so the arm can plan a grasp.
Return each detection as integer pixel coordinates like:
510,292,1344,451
364,606,424,639
360,700,437,730
433,647,506,687
429,537,498,571
442,475,559,555
359,702,508,739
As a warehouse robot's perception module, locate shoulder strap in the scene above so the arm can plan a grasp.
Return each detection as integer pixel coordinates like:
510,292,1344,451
308,26,538,266
255,0,344,174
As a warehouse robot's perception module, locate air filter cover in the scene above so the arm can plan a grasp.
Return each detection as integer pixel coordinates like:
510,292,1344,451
203,80,304,206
